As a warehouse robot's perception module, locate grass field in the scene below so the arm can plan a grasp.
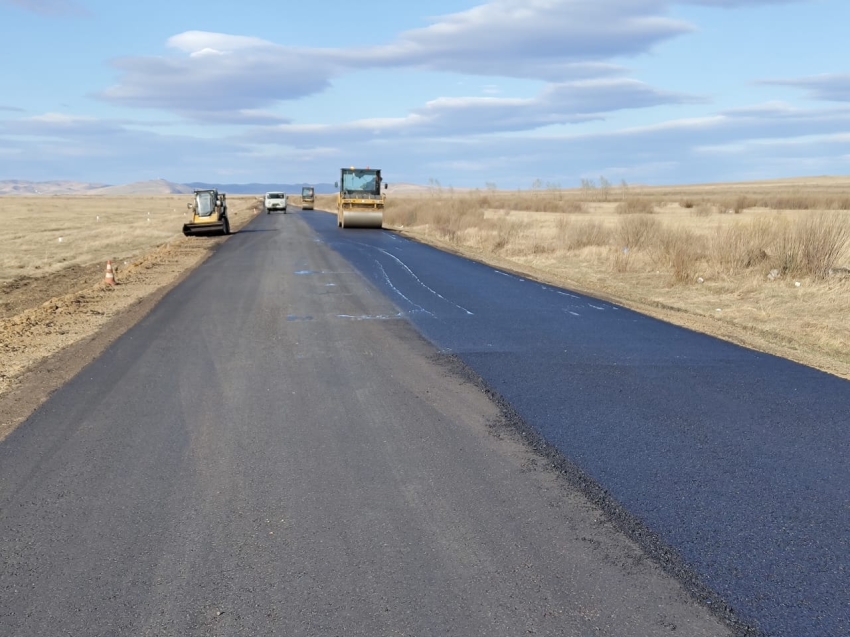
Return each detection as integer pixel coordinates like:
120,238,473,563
0,195,262,283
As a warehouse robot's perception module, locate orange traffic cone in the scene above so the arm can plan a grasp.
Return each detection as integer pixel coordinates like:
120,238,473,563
104,260,116,286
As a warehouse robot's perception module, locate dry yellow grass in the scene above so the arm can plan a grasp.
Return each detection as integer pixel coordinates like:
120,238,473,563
0,195,258,282
382,182,850,376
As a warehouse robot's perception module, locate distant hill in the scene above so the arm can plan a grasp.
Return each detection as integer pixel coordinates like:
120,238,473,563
187,182,337,195
0,180,108,195
87,179,194,195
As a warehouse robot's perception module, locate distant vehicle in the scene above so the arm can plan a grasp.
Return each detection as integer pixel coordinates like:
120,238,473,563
301,186,315,210
265,192,287,214
335,168,387,229
183,189,229,236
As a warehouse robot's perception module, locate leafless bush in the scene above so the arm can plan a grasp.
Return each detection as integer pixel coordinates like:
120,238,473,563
612,248,633,272
690,204,715,217
616,215,660,249
711,218,778,274
653,228,706,283
555,216,571,243
787,211,850,279
723,195,754,214
561,200,587,214
616,199,656,215
490,219,521,252
565,220,611,250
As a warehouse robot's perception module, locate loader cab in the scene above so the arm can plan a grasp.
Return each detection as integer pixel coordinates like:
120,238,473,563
195,190,217,217
183,189,230,236
336,169,386,197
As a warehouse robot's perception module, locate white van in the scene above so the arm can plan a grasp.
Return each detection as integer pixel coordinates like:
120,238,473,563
265,192,287,213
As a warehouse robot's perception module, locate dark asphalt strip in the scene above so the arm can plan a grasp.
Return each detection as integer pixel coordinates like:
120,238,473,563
433,351,755,636
302,210,850,637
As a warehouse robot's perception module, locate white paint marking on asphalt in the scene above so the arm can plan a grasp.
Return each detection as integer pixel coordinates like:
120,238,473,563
375,261,435,317
557,291,581,300
375,248,474,316
337,313,404,321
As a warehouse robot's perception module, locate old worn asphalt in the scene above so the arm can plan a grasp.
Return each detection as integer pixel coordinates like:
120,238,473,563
0,209,729,636
300,210,850,637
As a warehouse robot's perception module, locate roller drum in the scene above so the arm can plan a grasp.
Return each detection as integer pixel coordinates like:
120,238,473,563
342,210,383,229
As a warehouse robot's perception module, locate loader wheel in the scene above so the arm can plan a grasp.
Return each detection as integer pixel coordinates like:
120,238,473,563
223,218,230,235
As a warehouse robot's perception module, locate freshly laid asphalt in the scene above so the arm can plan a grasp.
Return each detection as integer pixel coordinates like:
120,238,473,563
0,209,731,636
300,210,850,637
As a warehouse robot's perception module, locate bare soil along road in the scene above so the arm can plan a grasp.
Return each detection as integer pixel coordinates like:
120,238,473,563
0,209,728,636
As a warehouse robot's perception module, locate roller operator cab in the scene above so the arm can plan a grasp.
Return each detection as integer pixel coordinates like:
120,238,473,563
336,168,387,229
265,192,288,213
183,189,230,236
301,186,315,210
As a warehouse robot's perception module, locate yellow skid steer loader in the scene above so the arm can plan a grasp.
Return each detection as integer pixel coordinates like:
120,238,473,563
183,189,230,236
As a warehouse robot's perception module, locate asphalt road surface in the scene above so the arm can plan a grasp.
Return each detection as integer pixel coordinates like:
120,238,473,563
300,210,849,637
0,208,730,636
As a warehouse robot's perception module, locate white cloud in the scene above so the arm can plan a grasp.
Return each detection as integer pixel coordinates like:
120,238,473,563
0,113,249,181
96,1,702,120
760,73,850,102
272,101,850,186
99,32,337,121
3,99,846,186
343,0,690,80
97,1,804,124
248,78,700,145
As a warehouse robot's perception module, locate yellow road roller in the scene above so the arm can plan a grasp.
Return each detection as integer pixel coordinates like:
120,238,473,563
301,186,315,210
183,189,230,236
336,167,387,229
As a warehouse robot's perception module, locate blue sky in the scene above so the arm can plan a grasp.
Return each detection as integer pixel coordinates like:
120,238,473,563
1,0,849,187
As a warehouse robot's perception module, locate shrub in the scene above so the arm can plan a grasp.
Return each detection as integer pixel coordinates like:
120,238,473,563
790,211,850,279
612,247,632,273
565,220,611,250
733,195,754,214
616,215,660,250
690,204,714,217
616,199,656,215
560,200,586,214
654,228,705,283
711,218,778,274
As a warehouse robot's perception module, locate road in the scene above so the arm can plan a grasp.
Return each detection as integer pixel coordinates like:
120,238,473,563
0,209,728,636
300,210,850,637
